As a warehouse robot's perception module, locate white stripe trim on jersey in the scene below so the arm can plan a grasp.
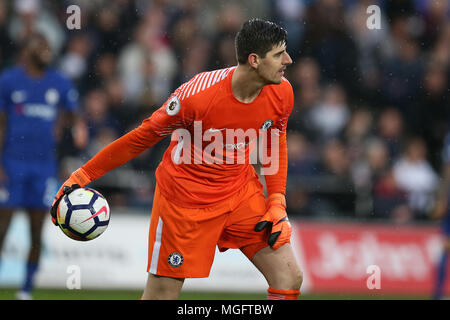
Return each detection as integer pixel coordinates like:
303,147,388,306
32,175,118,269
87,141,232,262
149,217,164,274
183,74,198,99
221,67,233,79
200,71,213,92
181,73,201,100
188,72,207,98
195,71,209,94
185,74,201,98
179,67,235,100
216,68,227,83
210,69,221,86
196,72,209,94
206,70,219,88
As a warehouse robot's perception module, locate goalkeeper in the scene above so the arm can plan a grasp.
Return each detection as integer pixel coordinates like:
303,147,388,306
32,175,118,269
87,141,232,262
51,19,302,300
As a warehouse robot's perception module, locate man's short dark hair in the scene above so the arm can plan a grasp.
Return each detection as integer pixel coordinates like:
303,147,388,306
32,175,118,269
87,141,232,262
20,32,48,52
235,19,288,64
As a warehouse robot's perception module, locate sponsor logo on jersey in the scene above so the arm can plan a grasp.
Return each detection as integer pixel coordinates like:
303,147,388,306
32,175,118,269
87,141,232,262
222,141,251,150
168,252,184,267
16,103,57,121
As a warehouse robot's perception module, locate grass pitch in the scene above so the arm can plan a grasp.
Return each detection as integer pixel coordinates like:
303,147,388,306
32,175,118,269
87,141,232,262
0,288,430,300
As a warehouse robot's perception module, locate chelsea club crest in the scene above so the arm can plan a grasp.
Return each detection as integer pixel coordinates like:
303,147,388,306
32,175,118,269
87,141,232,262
168,252,184,267
260,120,273,131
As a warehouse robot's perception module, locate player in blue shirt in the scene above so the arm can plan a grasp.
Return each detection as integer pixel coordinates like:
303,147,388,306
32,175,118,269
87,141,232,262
432,132,450,299
0,33,84,299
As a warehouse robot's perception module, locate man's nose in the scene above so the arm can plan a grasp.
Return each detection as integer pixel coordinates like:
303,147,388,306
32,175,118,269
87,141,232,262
283,52,293,65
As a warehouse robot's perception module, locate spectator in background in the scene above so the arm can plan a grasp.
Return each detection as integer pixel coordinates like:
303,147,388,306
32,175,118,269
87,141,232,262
372,169,410,222
413,60,450,171
344,108,378,217
429,22,450,69
286,132,319,217
90,4,124,55
8,0,65,54
366,139,390,182
418,0,450,50
169,12,199,61
208,2,244,70
288,56,321,137
381,16,423,122
58,33,92,88
87,52,118,91
393,137,439,220
376,107,405,163
82,88,119,155
345,0,390,106
118,22,152,105
308,83,350,143
269,0,305,60
364,138,407,220
172,35,211,89
300,0,361,98
344,107,375,165
315,139,355,217
118,10,177,106
104,76,134,135
287,131,319,177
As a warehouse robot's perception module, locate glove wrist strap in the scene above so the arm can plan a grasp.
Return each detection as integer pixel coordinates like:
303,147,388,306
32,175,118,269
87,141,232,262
267,193,286,209
72,167,92,187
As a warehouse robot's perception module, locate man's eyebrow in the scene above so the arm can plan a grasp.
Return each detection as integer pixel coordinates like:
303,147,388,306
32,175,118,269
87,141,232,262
273,48,285,55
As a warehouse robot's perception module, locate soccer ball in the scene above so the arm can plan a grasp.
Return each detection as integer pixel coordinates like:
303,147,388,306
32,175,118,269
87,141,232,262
56,187,110,241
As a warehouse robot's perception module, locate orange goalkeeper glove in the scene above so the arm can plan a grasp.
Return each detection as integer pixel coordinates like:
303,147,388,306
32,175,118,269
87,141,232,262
50,167,92,226
254,193,291,250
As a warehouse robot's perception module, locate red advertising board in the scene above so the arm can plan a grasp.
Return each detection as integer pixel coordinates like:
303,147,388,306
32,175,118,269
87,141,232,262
294,221,450,296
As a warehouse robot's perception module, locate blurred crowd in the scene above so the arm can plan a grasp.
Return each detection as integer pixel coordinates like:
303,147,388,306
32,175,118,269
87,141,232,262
0,0,449,223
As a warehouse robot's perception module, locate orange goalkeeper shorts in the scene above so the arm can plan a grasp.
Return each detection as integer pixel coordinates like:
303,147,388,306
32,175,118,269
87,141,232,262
146,177,270,278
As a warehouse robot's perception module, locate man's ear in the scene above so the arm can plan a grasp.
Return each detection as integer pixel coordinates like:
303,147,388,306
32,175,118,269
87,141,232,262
248,53,260,69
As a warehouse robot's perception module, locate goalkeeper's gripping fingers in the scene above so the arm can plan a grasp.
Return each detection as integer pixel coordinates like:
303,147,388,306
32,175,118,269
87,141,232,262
254,193,292,250
50,168,91,226
50,184,81,226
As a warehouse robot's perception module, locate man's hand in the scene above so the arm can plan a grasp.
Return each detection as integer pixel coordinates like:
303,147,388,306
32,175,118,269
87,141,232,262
254,193,291,250
50,167,91,226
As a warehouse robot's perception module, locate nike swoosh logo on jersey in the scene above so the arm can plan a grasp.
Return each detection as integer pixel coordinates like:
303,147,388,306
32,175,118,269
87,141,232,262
206,128,226,133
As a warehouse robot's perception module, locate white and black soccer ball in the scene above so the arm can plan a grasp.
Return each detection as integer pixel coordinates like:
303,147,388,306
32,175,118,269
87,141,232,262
57,187,110,241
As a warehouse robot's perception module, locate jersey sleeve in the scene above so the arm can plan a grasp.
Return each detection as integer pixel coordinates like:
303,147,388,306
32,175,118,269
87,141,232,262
263,80,294,196
81,86,195,181
58,76,79,112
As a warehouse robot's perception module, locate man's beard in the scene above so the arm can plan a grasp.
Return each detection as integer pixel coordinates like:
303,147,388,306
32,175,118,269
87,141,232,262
30,53,51,70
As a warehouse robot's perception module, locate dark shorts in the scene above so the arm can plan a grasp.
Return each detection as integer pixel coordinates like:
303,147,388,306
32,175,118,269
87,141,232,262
0,157,57,210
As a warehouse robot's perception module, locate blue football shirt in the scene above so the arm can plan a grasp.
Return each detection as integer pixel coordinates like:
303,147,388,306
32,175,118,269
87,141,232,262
0,66,79,161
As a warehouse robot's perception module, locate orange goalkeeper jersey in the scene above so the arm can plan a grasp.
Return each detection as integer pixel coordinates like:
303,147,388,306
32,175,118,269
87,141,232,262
81,67,294,208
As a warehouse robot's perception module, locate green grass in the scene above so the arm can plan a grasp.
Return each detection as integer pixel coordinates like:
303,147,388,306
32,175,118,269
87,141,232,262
0,288,431,300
